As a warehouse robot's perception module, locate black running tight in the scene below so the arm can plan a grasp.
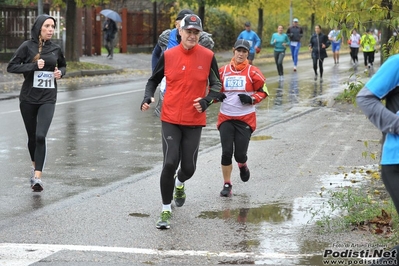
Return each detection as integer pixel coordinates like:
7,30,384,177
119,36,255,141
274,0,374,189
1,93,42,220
381,165,399,216
312,57,324,77
20,102,55,172
350,47,359,63
218,120,251,166
160,121,202,205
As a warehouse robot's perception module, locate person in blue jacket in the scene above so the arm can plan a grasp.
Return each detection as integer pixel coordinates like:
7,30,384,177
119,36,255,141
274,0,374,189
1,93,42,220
270,25,290,80
237,22,261,65
357,54,399,219
357,54,399,266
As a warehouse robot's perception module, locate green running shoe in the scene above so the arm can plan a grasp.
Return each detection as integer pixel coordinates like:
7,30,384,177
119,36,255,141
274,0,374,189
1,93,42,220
174,184,186,207
156,211,171,229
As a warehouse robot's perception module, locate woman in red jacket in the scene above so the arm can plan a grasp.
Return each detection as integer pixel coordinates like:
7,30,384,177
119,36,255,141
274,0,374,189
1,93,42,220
217,39,268,197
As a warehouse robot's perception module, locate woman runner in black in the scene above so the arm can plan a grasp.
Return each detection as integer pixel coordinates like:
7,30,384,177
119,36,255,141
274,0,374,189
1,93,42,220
7,14,66,192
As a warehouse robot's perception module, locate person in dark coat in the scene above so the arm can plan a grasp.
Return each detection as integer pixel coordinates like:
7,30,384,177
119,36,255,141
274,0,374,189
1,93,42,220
103,18,118,59
308,25,330,82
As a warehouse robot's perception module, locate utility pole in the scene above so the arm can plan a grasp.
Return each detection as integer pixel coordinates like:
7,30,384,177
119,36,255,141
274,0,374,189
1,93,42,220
38,0,43,15
289,0,293,25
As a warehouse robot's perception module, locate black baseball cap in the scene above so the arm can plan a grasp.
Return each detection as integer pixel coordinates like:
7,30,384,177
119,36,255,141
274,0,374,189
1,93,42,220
176,9,194,21
234,39,250,51
180,14,203,31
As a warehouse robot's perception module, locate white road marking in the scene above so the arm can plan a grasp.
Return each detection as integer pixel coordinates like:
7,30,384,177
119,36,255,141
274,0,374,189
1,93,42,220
0,243,315,265
0,88,143,116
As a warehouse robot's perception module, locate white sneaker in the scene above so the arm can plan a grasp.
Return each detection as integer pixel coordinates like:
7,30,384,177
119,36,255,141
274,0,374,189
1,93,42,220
293,66,297,72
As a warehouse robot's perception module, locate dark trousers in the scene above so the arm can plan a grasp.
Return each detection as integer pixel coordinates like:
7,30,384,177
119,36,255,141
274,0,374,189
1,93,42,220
381,165,399,215
20,102,55,171
350,47,359,63
160,121,202,204
274,51,285,76
104,38,115,57
218,120,252,166
312,57,324,77
363,51,375,66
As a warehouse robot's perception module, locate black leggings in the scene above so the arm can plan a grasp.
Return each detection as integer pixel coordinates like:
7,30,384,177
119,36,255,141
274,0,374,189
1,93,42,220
274,51,285,76
350,47,359,63
312,57,324,77
363,51,375,66
160,121,202,204
20,102,55,172
218,120,252,166
381,165,399,216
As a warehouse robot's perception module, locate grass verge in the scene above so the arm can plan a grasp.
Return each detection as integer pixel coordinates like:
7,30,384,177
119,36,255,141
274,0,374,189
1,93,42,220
67,61,114,73
309,166,399,247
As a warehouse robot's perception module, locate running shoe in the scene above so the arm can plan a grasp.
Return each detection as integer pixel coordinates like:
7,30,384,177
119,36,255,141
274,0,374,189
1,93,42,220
220,183,232,197
156,211,171,229
239,165,250,182
30,178,43,192
174,184,186,207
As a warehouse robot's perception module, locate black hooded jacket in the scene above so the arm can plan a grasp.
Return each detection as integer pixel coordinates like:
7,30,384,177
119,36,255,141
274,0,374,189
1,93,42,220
7,14,66,104
309,32,330,59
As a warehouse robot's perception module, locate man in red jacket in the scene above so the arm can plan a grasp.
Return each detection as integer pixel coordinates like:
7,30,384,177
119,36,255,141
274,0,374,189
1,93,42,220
141,14,224,229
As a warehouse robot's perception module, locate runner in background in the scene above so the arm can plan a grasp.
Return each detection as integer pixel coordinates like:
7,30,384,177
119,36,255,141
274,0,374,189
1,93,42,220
236,21,261,65
328,26,341,64
286,18,304,71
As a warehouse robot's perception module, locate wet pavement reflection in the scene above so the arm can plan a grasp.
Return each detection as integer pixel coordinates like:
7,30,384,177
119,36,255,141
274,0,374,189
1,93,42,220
196,166,374,265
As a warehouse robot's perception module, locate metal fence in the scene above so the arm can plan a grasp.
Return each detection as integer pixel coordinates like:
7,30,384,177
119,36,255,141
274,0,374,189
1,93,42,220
0,5,172,59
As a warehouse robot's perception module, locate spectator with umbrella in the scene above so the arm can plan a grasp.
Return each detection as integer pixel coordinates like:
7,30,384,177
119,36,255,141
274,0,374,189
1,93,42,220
101,10,120,59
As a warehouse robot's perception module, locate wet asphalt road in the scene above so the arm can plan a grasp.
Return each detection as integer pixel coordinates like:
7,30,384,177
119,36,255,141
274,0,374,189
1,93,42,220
0,53,383,265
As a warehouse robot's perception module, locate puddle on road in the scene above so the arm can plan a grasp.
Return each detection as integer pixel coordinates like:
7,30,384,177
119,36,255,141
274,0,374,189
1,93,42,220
198,165,378,265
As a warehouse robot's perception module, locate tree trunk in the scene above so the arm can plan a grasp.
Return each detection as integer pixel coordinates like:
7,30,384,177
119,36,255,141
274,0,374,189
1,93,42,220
380,0,393,64
65,0,79,62
152,1,157,47
310,13,315,36
198,0,205,28
257,8,263,42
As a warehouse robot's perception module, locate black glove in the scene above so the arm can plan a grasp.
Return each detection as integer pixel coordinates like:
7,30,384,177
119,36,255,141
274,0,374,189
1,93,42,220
199,98,211,112
140,97,152,110
215,92,227,102
238,94,253,105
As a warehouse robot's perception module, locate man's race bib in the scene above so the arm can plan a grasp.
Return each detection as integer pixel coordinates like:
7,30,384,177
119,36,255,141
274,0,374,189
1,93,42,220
224,76,246,91
33,71,55,89
291,41,298,47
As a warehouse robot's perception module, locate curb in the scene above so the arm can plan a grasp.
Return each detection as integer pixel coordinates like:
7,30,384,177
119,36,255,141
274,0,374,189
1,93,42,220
63,68,124,78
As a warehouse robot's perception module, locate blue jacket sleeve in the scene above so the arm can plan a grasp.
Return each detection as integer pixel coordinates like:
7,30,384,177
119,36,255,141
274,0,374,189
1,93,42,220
151,44,162,72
